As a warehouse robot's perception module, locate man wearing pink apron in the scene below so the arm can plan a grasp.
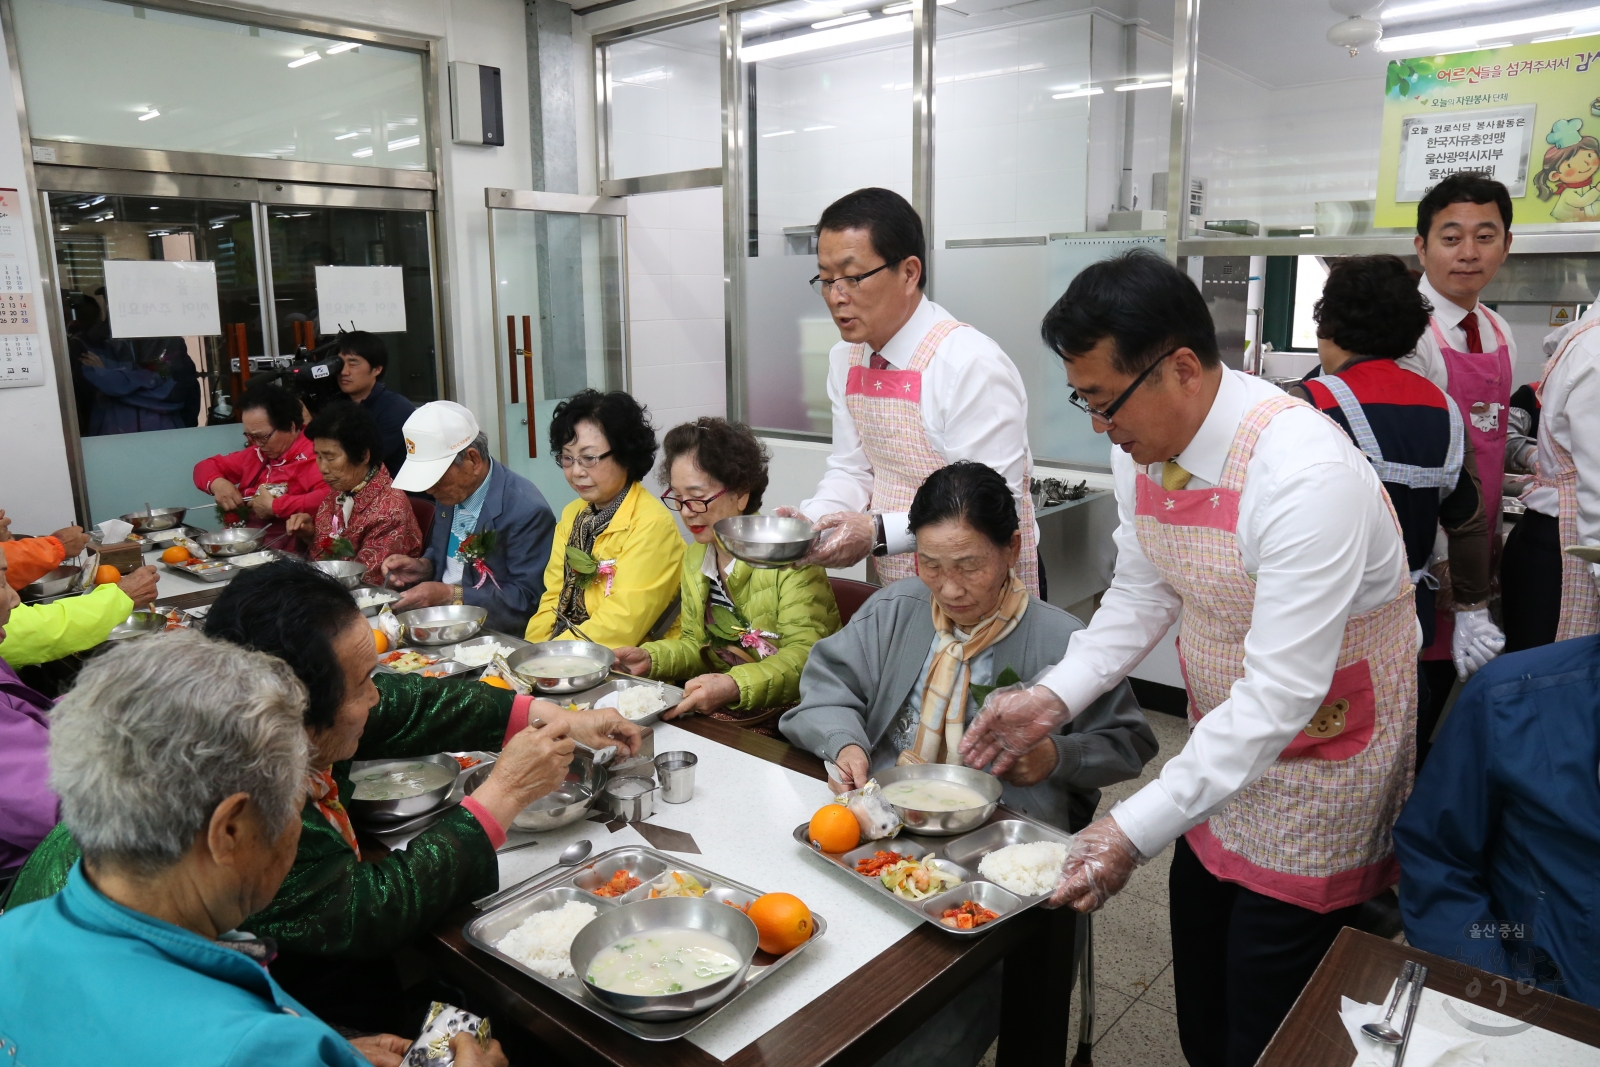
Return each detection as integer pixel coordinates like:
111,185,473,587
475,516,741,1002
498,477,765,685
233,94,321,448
1502,306,1600,647
1397,174,1512,732
783,188,1040,595
961,253,1416,1067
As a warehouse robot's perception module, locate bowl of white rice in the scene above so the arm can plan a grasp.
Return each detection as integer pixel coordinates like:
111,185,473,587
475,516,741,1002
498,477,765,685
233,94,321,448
597,685,671,723
497,899,599,979
977,840,1070,897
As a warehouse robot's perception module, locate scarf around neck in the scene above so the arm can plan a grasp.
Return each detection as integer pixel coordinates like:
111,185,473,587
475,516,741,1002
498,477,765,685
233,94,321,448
555,483,631,633
307,768,361,860
898,572,1029,766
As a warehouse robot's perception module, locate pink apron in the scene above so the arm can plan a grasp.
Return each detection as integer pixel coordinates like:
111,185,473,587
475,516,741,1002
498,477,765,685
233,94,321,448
843,318,1039,593
1532,317,1600,641
1424,312,1512,659
1136,394,1415,913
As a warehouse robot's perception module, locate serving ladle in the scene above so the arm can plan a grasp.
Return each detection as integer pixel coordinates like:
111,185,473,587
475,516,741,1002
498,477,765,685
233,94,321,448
474,838,594,909
1362,960,1416,1045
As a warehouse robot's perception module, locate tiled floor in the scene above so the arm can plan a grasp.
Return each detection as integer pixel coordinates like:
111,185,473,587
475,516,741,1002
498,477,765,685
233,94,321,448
978,708,1194,1067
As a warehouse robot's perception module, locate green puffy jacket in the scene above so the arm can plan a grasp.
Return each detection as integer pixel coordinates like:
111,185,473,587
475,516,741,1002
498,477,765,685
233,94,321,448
642,544,840,711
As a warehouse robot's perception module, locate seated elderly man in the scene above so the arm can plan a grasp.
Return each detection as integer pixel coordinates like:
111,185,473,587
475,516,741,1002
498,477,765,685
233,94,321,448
382,401,556,635
781,461,1156,831
1393,633,1600,1008
0,517,90,589
9,558,639,1032
0,631,506,1067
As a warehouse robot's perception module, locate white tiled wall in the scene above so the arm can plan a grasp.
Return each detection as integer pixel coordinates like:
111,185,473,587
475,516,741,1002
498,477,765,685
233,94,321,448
626,185,727,434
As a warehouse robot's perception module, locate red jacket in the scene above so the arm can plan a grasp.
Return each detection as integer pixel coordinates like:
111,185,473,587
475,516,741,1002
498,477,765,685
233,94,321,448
306,465,422,586
193,433,329,533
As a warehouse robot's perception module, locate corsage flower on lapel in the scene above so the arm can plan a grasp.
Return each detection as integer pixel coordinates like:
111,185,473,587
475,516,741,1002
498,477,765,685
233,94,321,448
457,530,501,589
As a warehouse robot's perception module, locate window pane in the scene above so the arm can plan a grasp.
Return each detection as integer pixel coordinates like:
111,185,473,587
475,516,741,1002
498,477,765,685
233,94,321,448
741,0,912,434
605,19,722,179
14,0,428,170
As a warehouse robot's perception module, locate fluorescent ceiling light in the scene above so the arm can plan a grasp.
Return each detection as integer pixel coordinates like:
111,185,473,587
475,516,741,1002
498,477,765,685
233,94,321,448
813,11,870,28
287,51,321,68
1532,29,1600,43
387,135,420,151
325,41,359,54
334,130,362,140
85,196,105,207
762,129,796,137
882,2,911,12
803,124,837,131
138,108,160,120
1114,79,1170,91
352,147,374,158
1377,7,1600,52
1382,0,1520,22
1053,87,1103,99
742,14,911,62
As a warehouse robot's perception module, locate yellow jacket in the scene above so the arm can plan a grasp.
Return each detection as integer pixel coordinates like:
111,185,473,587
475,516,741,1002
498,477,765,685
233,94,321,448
0,584,134,667
525,481,686,647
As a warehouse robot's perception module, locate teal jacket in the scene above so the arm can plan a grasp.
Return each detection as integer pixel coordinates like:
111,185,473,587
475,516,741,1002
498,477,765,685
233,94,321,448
0,863,365,1067
641,543,840,711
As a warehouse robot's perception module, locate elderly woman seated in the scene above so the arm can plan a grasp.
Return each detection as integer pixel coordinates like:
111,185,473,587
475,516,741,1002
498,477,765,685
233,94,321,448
614,418,841,720
0,630,507,1067
287,400,423,586
526,389,685,647
9,559,641,1031
781,462,1156,833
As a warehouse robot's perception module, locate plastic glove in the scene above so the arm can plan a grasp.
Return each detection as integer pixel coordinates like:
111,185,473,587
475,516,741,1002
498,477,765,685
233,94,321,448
1048,815,1145,912
802,511,875,569
958,683,1071,775
1452,607,1505,680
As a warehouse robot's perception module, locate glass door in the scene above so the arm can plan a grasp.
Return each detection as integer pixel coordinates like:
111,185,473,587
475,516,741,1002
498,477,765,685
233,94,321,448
489,192,628,514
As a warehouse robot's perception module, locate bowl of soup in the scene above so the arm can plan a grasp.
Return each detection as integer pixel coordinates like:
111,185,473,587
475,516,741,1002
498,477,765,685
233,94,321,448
506,641,615,694
873,763,1003,836
346,752,462,823
571,897,758,1020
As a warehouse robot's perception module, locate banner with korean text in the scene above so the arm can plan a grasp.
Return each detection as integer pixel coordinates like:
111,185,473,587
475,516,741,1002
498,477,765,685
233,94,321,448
1376,36,1600,228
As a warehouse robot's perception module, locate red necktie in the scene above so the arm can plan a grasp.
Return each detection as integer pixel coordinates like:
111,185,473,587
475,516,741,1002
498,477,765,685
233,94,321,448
1461,310,1483,354
869,351,889,370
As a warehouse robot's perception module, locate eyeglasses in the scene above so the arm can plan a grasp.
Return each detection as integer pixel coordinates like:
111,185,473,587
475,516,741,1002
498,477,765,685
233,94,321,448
555,450,613,469
660,486,729,514
242,429,276,446
809,260,899,297
1067,348,1179,424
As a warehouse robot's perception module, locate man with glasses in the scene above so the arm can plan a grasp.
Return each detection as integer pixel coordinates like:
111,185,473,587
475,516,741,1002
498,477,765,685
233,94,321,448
777,187,1039,594
381,401,556,634
959,251,1416,1067
193,382,328,544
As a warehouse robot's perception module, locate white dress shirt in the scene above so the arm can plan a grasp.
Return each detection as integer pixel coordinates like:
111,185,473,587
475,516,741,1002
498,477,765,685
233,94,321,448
800,296,1035,555
1037,370,1411,857
1523,303,1600,580
1397,274,1518,391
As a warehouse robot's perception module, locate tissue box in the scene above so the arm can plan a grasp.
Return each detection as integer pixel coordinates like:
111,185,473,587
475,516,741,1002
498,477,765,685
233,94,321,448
93,540,144,575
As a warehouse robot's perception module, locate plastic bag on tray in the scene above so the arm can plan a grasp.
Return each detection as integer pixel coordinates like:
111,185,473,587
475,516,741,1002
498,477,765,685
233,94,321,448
829,779,901,841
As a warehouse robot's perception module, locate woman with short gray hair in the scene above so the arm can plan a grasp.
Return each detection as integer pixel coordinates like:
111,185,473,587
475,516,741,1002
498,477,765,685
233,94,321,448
0,630,505,1067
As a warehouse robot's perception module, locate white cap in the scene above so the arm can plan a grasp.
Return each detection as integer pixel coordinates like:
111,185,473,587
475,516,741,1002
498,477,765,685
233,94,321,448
391,401,482,493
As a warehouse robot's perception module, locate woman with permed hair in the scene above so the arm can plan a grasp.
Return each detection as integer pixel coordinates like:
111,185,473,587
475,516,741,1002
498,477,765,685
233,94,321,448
525,389,686,646
612,418,842,724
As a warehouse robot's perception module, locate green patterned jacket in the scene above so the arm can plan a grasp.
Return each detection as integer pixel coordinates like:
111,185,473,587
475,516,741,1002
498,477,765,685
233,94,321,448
5,674,512,960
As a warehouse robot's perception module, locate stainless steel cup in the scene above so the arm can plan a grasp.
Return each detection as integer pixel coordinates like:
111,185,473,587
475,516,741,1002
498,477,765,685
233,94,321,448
654,751,698,804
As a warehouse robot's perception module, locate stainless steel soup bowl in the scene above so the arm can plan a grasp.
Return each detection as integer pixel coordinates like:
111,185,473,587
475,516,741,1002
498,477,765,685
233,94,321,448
196,527,267,558
507,640,615,694
872,763,1003,836
396,604,488,645
346,752,462,824
712,515,817,569
571,896,759,1020
120,506,188,533
314,560,367,589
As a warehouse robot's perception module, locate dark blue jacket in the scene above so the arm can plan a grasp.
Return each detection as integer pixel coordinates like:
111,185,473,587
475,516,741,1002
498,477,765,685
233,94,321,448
360,381,417,479
424,460,555,635
1394,635,1600,1008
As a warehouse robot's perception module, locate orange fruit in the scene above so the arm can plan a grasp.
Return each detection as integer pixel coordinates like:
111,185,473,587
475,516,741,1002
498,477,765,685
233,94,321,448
94,564,122,585
481,674,513,690
372,629,389,654
160,545,191,564
808,804,860,854
746,893,813,956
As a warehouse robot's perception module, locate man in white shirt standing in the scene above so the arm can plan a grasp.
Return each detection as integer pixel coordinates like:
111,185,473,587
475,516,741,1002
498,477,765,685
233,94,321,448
959,251,1416,1067
1502,304,1600,648
777,188,1040,594
1397,174,1512,712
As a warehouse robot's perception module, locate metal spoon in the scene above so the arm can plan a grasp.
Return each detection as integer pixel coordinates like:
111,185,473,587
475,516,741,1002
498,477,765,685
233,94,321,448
474,838,594,909
1362,960,1416,1045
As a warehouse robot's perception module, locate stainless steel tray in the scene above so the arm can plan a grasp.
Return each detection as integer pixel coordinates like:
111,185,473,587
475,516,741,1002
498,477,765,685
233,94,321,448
464,845,827,1041
793,815,1073,937
374,647,446,675
433,633,532,673
566,676,684,727
162,558,237,583
353,586,402,617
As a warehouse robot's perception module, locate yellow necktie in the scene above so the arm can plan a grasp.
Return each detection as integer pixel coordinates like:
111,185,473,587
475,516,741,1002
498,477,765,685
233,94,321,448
1162,459,1192,492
